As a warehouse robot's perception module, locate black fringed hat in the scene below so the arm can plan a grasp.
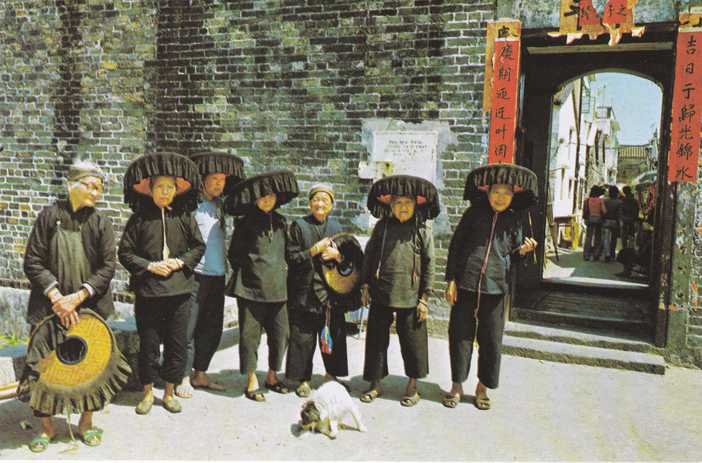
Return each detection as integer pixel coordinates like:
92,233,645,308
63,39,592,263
464,163,538,211
367,175,441,221
225,170,299,215
190,151,246,195
123,152,201,211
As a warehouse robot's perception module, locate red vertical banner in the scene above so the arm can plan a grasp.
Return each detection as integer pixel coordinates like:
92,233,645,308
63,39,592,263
487,38,521,164
667,31,702,183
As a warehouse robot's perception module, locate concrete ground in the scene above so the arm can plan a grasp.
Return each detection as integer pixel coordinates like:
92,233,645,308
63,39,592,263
1,329,701,461
543,247,647,289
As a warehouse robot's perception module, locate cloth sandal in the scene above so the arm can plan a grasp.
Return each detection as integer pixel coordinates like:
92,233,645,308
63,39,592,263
474,392,491,410
245,388,266,402
400,392,421,407
192,380,226,391
265,381,290,394
28,433,54,453
442,393,461,409
80,428,103,447
359,389,381,403
135,395,154,415
295,382,312,398
162,397,182,413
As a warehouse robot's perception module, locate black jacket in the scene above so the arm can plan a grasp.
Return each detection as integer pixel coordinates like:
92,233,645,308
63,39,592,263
24,201,116,324
227,208,288,303
445,205,523,295
287,215,343,313
118,202,205,298
361,217,434,309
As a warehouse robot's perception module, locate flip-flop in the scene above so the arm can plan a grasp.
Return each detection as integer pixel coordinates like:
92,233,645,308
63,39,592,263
442,393,461,409
245,388,266,402
175,381,194,399
474,392,491,410
265,381,290,394
400,392,420,407
192,381,226,391
28,433,54,453
359,389,381,403
80,428,103,447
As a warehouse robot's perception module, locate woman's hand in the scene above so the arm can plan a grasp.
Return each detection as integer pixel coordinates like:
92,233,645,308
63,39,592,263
321,245,342,263
416,299,429,322
519,237,538,256
165,258,184,272
445,280,457,305
148,261,173,277
52,290,86,328
310,237,332,256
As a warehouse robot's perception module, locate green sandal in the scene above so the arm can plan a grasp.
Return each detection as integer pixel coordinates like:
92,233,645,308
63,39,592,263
359,389,381,403
442,393,461,409
474,392,491,410
400,392,421,407
296,382,312,398
81,428,103,447
29,433,54,453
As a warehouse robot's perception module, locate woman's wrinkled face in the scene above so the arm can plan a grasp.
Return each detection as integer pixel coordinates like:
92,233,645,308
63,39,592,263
488,184,514,212
69,176,104,211
203,172,226,200
256,193,277,213
309,192,333,222
390,196,416,223
151,176,177,209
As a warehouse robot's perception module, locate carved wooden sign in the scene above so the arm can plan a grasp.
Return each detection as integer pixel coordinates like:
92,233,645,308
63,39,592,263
549,0,645,46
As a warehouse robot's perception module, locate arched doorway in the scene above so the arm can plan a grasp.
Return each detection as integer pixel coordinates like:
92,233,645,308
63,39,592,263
512,33,675,345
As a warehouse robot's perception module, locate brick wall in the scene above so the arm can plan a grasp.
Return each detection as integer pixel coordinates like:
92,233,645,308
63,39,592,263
1,0,496,300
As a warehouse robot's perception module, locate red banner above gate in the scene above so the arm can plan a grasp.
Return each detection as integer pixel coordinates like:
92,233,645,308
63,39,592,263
668,30,702,183
487,39,520,164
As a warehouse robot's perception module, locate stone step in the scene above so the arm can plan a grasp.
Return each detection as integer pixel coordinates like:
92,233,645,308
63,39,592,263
505,321,659,354
502,334,666,375
511,306,651,337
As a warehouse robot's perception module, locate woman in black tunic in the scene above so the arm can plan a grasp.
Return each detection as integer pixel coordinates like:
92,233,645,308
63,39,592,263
443,164,538,411
225,170,299,402
359,175,439,407
284,183,350,398
118,153,205,415
20,160,128,451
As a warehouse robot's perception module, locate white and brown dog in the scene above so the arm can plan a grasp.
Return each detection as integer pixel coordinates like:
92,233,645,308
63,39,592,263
298,381,367,439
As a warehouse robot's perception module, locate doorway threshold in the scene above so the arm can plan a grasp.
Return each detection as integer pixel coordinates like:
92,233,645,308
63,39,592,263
543,276,647,290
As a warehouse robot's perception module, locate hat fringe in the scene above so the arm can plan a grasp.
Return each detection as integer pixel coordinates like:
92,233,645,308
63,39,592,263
225,170,299,215
191,152,246,195
367,175,440,221
464,164,538,211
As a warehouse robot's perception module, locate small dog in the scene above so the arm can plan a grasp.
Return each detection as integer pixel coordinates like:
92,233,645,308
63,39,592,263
298,381,367,439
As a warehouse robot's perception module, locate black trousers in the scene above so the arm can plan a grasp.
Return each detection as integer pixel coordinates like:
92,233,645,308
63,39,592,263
363,304,428,382
135,294,190,385
237,298,289,375
285,307,348,382
184,273,226,374
448,290,506,389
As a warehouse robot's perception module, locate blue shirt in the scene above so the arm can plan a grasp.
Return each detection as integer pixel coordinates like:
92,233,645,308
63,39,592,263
194,198,226,276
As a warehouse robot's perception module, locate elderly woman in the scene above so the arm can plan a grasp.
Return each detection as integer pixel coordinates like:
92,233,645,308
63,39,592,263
19,160,128,452
359,175,439,407
284,184,351,398
225,170,299,402
443,165,538,411
118,153,205,415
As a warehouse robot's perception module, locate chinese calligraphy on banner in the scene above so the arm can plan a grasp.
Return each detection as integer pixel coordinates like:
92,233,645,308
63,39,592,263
487,38,520,164
549,0,644,46
668,29,702,183
483,19,521,114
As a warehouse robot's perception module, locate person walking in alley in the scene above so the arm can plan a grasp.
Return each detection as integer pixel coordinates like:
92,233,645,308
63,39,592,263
118,153,205,415
620,185,640,250
443,164,538,411
582,185,606,261
176,151,245,399
359,175,439,407
225,170,299,402
602,185,623,262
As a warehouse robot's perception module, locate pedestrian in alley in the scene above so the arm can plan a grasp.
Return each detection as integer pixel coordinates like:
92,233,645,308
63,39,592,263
582,185,606,261
359,175,439,407
602,185,623,262
619,185,640,250
443,164,538,411
118,153,205,415
175,151,245,399
225,170,299,402
284,184,354,398
19,160,130,452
